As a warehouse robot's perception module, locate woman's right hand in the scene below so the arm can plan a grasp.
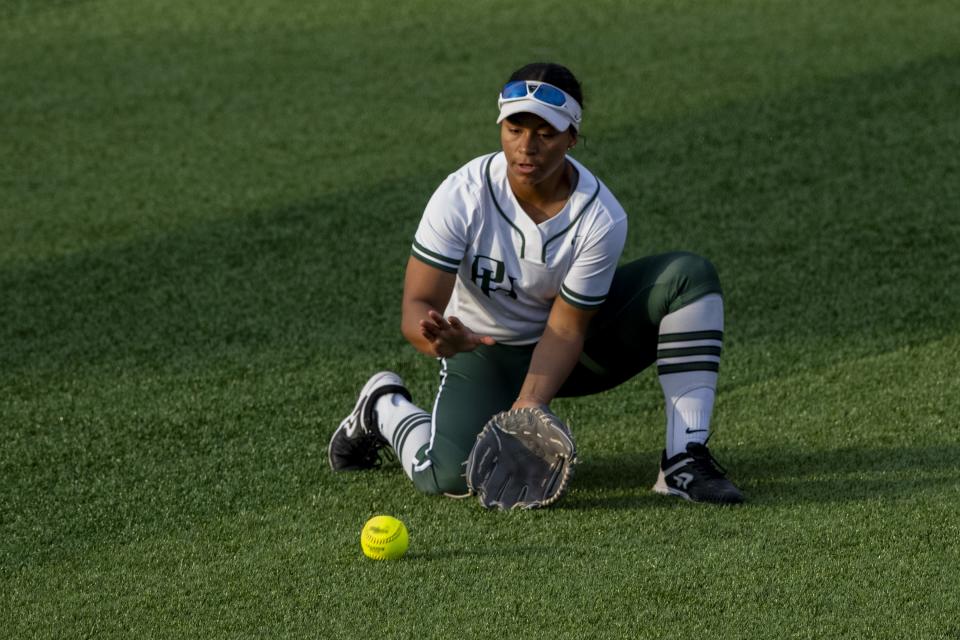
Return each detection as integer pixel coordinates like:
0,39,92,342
419,310,496,358
402,256,496,357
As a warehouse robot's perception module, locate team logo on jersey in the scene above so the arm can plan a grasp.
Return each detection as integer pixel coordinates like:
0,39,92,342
471,255,517,299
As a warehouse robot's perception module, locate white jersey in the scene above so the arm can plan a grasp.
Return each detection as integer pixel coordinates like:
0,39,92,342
411,152,628,345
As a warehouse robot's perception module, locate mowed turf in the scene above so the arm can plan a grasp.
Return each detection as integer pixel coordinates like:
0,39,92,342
2,1,959,638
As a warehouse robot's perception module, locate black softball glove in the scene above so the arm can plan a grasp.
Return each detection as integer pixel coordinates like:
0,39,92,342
465,407,578,510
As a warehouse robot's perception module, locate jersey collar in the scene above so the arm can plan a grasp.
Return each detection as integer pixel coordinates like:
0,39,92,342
485,152,601,264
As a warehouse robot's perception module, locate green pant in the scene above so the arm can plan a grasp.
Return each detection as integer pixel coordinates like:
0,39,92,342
411,251,722,495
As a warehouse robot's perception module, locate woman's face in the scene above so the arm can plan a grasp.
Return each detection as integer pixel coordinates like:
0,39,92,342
500,113,576,189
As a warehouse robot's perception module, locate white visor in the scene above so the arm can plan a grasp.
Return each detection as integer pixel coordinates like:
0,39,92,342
496,81,582,132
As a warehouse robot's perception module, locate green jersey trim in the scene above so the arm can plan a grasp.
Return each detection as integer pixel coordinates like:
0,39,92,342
560,283,606,309
484,153,527,259
411,242,460,273
541,178,602,262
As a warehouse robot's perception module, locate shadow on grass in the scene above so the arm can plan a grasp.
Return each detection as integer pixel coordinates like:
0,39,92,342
0,0,94,20
0,177,432,380
565,444,960,510
405,545,579,561
2,53,959,382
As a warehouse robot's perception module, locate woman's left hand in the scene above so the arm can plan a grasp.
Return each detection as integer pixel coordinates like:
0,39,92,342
511,296,596,412
511,396,548,410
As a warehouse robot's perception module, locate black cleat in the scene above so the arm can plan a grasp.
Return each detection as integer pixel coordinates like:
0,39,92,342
652,443,744,504
328,371,412,472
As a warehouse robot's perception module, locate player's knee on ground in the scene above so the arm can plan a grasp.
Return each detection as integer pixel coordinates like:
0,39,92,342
411,457,469,496
409,433,473,495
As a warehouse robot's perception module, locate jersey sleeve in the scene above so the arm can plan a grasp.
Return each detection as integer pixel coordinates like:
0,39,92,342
558,214,627,310
410,174,474,274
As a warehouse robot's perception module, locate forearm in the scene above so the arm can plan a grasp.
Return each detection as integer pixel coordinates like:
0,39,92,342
401,256,452,357
515,325,585,407
401,299,440,356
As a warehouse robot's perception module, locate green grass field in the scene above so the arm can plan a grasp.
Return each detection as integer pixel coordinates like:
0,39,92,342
3,1,960,637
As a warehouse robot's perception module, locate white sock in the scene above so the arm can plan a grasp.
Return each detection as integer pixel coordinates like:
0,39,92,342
375,393,431,480
657,294,723,458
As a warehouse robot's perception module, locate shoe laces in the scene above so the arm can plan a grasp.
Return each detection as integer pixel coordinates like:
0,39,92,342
379,444,396,464
687,444,728,479
343,432,390,467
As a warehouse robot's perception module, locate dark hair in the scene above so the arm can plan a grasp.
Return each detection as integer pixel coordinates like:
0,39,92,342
507,62,584,109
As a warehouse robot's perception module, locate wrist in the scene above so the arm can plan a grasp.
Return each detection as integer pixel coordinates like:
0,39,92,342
513,395,549,409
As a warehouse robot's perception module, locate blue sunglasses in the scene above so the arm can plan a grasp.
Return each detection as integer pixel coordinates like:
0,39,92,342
499,80,569,107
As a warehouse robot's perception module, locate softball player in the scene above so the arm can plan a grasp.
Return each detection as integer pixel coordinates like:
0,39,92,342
329,62,743,504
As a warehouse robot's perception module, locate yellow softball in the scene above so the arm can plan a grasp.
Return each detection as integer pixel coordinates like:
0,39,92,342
360,515,409,560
